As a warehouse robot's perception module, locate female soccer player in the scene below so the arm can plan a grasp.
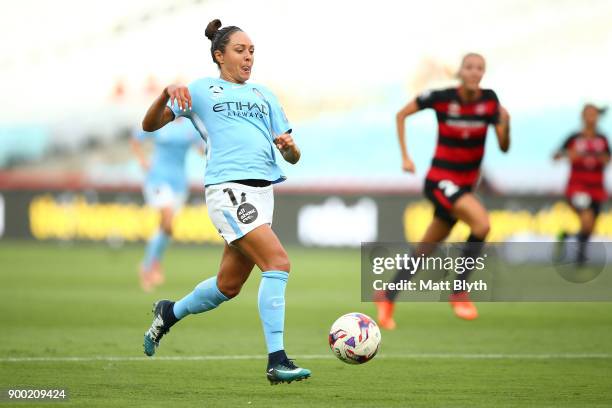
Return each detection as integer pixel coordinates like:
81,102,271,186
376,53,511,327
131,118,202,292
554,104,610,265
141,19,310,384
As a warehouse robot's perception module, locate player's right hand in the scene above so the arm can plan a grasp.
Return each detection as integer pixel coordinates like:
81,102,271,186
165,85,192,111
402,157,416,173
567,149,581,162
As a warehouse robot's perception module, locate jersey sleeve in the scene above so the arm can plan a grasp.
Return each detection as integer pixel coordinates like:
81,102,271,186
601,135,611,154
558,134,577,153
415,89,440,110
133,127,151,141
167,81,200,119
488,90,501,124
259,86,292,136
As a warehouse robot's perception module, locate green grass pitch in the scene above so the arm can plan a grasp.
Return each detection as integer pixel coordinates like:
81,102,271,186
1,241,611,407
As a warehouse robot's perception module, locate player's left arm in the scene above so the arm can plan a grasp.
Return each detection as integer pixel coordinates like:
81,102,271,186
597,137,611,164
262,87,300,164
275,132,300,164
494,106,511,153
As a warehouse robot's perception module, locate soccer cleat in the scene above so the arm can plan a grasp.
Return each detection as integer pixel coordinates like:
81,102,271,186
374,291,396,330
267,359,311,385
449,292,478,320
143,300,175,356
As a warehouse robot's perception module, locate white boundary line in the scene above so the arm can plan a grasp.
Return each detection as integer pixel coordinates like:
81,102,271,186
1,353,611,363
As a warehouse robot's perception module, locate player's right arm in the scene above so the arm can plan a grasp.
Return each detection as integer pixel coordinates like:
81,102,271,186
130,128,152,171
396,100,420,173
142,85,192,131
130,138,149,171
553,135,578,161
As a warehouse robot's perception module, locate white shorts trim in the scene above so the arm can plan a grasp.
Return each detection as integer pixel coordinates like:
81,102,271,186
143,183,187,212
205,182,274,244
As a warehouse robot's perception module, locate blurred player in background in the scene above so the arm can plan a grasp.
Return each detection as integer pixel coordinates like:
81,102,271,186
376,53,511,328
554,104,610,265
131,118,203,291
140,19,311,384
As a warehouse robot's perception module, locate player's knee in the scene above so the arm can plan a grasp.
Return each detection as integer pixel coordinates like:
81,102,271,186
262,251,291,273
161,221,173,236
217,280,242,299
472,219,490,239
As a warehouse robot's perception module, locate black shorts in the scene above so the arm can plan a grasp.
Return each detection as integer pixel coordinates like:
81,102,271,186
567,193,602,217
423,179,472,227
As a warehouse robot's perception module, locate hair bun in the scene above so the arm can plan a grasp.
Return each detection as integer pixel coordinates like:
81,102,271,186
205,19,222,41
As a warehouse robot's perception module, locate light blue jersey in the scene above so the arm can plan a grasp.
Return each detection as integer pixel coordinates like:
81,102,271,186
135,118,201,192
168,77,291,186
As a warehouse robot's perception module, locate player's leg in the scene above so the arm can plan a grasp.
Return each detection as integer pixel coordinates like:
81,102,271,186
146,206,174,286
558,195,599,265
376,180,457,329
140,184,180,290
232,224,311,384
447,192,490,320
575,205,597,265
389,215,455,294
375,216,453,329
143,243,254,356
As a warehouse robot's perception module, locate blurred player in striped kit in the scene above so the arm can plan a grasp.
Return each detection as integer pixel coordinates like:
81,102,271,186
376,53,511,327
554,104,610,265
131,118,203,291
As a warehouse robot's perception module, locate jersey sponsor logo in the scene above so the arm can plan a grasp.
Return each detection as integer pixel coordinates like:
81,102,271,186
212,101,269,119
575,139,587,152
237,202,258,224
209,85,224,99
475,103,486,115
445,119,487,128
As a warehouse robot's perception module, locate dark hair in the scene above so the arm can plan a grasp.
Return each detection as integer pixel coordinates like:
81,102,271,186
583,103,607,116
460,52,485,67
205,19,242,67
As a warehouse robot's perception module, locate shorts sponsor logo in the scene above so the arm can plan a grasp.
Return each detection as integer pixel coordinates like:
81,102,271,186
237,203,258,224
438,180,459,197
571,192,591,209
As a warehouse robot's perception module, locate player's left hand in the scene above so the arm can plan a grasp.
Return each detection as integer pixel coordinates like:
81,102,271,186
274,133,300,164
274,133,295,151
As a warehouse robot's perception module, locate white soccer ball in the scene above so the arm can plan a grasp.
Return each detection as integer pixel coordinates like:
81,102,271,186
328,312,381,364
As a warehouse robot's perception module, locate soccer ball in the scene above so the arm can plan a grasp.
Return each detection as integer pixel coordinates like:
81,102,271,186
328,312,381,364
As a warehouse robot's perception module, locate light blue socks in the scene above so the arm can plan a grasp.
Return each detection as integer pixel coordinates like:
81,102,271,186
143,230,170,270
173,277,229,319
170,270,288,354
258,271,289,353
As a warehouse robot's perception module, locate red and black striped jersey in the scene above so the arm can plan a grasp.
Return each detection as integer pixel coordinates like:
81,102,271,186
416,87,500,187
559,133,610,202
